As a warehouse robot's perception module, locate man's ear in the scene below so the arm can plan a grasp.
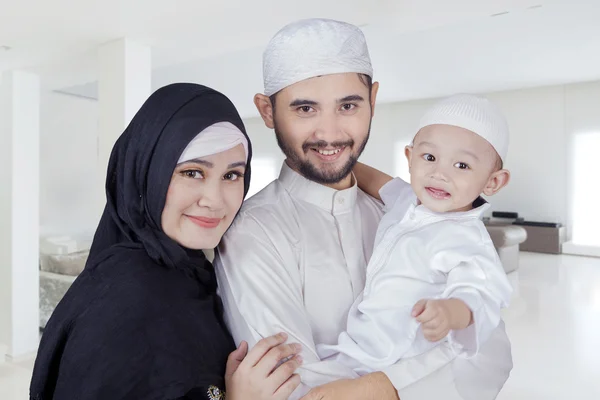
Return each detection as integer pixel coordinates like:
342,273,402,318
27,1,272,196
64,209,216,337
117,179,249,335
254,93,275,129
483,169,510,196
370,81,379,116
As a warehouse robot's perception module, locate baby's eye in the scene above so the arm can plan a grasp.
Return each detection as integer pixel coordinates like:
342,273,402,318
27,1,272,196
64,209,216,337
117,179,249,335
423,154,436,162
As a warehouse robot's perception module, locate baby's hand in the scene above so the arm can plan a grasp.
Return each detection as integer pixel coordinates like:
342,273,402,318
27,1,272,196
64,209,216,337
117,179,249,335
411,299,453,342
412,298,473,342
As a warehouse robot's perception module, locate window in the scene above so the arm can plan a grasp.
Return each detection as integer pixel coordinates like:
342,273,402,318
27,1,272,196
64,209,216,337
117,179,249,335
571,132,600,247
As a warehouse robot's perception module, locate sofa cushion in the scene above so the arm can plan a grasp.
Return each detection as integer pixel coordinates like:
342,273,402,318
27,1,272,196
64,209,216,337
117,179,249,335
39,249,89,276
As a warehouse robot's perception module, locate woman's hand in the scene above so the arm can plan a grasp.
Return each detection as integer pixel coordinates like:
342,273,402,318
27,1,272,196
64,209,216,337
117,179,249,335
225,333,303,400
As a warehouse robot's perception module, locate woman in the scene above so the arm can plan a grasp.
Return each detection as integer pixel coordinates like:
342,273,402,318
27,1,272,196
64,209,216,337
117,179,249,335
30,83,302,400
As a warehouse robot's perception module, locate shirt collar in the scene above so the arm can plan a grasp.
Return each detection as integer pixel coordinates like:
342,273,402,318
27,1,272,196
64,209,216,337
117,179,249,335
278,162,357,214
411,196,490,220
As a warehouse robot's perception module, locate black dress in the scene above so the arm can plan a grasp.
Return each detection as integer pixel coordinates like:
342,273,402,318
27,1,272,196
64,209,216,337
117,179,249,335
30,83,252,400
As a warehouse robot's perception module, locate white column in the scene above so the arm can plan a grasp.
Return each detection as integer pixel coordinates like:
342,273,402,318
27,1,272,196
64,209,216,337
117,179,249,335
0,71,41,358
96,39,151,217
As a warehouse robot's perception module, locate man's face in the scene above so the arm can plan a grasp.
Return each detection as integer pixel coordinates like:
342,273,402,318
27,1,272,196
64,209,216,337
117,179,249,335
270,73,376,186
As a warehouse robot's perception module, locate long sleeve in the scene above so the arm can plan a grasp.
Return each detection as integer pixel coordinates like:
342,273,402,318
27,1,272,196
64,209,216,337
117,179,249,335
215,213,359,399
316,217,458,385
387,319,513,400
331,221,513,396
215,173,513,400
430,225,513,356
317,267,440,373
378,177,415,212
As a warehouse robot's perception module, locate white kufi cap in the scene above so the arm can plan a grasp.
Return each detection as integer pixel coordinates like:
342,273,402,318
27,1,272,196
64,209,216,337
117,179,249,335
262,18,373,96
416,94,510,162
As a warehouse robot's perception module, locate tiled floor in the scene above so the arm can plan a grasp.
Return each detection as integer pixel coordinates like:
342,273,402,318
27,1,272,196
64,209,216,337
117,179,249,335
2,252,600,399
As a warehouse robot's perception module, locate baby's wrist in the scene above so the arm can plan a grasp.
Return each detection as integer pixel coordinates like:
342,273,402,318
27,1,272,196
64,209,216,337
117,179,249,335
445,298,473,330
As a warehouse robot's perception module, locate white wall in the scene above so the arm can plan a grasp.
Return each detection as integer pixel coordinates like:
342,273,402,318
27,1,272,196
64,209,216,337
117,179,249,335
374,83,600,245
363,86,570,225
487,87,568,224
242,118,285,197
239,82,600,242
39,81,600,244
40,92,98,238
37,95,286,236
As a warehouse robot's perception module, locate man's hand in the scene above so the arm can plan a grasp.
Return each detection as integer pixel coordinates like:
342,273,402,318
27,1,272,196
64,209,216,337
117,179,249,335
412,298,472,342
300,372,399,400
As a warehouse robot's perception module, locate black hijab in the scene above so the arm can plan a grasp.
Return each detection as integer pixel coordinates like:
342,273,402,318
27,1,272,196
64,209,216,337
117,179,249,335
89,82,252,280
30,83,252,400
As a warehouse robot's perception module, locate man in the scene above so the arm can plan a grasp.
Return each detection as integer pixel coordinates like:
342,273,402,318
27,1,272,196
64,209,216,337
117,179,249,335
215,18,512,400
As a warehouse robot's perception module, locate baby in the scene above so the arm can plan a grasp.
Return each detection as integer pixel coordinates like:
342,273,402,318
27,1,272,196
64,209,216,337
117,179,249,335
317,94,514,378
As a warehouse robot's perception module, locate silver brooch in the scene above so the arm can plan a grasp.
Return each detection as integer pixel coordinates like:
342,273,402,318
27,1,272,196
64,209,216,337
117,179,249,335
207,385,224,400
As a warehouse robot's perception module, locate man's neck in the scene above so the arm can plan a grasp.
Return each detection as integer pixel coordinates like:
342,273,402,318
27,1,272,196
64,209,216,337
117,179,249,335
284,159,354,191
324,174,353,191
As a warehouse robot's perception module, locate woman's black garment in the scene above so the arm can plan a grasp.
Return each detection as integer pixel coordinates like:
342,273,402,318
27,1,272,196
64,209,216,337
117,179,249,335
30,83,252,400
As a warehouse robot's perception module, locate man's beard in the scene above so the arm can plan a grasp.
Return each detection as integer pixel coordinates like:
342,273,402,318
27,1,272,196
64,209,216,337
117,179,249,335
273,121,371,185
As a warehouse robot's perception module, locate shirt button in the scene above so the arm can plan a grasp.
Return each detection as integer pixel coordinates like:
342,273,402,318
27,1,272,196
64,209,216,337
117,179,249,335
410,213,416,220
338,197,345,204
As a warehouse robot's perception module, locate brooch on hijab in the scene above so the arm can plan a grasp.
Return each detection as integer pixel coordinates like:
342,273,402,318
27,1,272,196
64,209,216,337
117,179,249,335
207,385,224,399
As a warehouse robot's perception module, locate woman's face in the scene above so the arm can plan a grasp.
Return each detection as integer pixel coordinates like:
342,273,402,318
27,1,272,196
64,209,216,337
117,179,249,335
161,144,247,250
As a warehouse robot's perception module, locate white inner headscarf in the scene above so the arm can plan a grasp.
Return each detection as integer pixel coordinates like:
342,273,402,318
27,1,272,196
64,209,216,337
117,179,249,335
178,122,249,164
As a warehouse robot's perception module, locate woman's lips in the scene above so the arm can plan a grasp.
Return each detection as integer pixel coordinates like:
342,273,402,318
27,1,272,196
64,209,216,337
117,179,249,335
187,215,222,228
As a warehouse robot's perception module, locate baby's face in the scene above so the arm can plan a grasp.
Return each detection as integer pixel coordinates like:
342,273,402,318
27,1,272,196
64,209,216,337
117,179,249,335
406,124,503,213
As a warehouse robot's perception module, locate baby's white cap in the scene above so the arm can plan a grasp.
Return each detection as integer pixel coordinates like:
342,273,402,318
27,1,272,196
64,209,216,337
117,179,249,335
417,94,509,162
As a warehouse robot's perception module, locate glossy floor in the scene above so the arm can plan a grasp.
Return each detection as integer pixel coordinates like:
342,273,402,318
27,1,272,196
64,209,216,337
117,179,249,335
1,252,599,399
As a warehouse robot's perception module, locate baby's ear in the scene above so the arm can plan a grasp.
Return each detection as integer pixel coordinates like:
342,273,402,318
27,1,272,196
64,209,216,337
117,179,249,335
483,169,510,196
405,145,413,168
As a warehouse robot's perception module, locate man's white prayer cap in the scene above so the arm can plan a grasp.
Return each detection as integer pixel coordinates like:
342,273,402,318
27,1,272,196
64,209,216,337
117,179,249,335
262,18,373,96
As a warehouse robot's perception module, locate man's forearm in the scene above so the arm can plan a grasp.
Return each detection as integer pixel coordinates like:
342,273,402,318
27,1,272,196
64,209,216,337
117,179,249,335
361,372,400,400
299,371,400,400
353,162,393,201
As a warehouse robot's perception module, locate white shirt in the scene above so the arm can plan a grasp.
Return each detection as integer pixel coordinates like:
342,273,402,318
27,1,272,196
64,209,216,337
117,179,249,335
317,177,513,374
215,163,513,400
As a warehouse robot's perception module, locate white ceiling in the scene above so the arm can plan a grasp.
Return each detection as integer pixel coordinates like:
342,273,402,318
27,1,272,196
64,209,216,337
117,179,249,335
2,0,599,118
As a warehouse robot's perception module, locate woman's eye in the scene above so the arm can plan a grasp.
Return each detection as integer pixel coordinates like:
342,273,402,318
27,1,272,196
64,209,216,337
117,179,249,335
423,154,436,162
454,162,470,170
182,170,203,179
223,172,243,181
